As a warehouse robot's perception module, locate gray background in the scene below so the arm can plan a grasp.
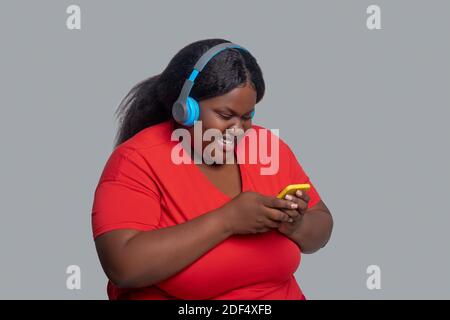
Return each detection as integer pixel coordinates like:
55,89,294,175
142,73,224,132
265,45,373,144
1,0,449,299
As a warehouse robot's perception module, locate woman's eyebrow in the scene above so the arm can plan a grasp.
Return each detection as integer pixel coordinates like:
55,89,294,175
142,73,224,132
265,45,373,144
218,106,255,115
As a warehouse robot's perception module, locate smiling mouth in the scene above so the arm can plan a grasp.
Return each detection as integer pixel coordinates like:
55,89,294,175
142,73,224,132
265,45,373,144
218,134,234,145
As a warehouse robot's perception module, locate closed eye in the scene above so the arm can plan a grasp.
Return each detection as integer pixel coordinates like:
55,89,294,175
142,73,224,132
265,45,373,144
218,113,233,120
218,113,252,120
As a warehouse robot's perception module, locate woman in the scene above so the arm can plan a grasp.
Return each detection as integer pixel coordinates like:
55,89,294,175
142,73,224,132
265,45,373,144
91,38,333,300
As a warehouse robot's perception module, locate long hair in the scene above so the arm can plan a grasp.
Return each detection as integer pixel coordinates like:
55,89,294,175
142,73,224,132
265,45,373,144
113,38,265,148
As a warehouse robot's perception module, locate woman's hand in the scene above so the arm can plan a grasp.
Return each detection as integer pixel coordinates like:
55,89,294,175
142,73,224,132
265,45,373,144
277,190,310,236
220,191,298,235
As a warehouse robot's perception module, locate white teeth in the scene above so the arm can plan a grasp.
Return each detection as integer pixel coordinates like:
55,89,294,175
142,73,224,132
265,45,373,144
221,136,233,143
218,136,233,145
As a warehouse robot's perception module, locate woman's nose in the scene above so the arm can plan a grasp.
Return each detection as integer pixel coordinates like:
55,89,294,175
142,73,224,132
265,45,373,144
228,123,244,136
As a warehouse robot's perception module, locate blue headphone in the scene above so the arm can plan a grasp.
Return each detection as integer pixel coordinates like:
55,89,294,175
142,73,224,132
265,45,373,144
172,42,256,126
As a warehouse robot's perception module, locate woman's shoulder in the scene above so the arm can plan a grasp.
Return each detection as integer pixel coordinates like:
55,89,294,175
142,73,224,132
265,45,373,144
118,120,174,152
102,120,174,176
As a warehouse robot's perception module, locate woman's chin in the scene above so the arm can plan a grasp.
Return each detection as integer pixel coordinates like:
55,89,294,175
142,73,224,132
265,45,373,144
205,149,236,165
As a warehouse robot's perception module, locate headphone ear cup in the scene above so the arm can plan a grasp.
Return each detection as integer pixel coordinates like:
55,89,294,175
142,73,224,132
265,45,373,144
250,110,255,119
185,97,200,126
172,101,187,125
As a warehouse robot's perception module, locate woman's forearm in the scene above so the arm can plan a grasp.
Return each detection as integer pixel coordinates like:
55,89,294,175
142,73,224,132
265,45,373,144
290,210,333,254
110,207,233,288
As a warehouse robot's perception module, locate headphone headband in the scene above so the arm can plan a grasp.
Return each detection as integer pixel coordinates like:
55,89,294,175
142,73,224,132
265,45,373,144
172,42,252,126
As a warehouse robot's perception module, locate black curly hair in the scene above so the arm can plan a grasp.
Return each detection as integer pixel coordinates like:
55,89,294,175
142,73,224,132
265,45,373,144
113,38,266,148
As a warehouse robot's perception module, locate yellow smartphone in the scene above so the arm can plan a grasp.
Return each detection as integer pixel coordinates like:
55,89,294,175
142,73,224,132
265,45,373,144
276,184,311,199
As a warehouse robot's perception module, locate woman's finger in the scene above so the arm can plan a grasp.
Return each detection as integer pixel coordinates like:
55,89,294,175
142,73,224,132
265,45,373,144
295,190,310,203
265,207,291,222
264,197,298,211
280,208,301,220
284,194,308,212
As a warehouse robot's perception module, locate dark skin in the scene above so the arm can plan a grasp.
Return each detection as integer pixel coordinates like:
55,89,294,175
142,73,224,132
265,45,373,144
175,82,333,253
174,83,255,169
276,190,333,253
172,82,256,199
94,82,333,289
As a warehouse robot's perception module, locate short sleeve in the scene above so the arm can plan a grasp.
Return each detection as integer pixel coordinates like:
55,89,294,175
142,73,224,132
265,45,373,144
286,145,321,209
91,147,162,240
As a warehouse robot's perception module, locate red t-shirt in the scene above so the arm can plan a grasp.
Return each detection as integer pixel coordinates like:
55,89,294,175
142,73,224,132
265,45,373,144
91,119,321,300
